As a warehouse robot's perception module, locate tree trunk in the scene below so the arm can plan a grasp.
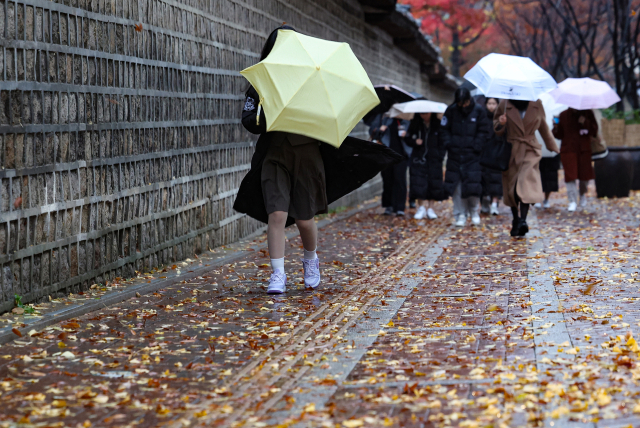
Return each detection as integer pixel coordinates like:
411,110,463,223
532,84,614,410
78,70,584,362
450,30,461,78
612,0,624,112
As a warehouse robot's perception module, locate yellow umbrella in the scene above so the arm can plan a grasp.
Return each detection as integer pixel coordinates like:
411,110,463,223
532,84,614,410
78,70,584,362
240,30,380,148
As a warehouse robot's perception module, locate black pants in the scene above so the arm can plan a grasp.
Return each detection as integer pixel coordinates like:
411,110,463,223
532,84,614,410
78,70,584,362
381,160,408,212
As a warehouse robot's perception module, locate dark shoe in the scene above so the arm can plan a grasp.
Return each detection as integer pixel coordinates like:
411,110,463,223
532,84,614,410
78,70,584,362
383,207,393,216
518,220,529,236
510,219,520,237
409,201,416,209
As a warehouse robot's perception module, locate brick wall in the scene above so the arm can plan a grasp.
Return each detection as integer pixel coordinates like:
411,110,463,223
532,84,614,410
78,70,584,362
0,0,449,311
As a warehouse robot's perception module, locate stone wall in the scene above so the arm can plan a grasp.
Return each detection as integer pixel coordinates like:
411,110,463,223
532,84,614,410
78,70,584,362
0,0,450,311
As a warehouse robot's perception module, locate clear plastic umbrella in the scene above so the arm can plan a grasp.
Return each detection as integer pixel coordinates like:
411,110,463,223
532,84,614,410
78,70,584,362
464,53,557,101
549,78,621,110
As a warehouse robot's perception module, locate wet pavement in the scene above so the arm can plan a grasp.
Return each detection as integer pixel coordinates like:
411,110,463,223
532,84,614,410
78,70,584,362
1,187,640,428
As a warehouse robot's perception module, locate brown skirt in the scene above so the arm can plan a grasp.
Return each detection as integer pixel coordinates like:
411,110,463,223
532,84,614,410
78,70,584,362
261,136,327,220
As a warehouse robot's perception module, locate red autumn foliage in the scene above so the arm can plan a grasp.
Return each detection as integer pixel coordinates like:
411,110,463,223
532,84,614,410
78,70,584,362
402,0,508,77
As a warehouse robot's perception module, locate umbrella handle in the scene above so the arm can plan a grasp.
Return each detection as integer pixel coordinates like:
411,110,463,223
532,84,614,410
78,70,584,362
256,100,263,126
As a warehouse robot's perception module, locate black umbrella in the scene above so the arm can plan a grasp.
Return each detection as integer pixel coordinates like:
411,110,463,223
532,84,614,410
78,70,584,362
460,79,477,92
363,85,422,125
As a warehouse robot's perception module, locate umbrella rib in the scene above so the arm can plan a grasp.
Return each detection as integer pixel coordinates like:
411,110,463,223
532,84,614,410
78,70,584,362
318,70,339,143
268,67,318,127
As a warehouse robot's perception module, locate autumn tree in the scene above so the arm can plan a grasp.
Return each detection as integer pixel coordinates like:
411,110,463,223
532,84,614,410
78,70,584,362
495,0,640,110
403,0,497,77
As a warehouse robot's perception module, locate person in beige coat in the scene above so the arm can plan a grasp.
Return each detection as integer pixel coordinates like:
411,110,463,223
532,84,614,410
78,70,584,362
494,99,560,237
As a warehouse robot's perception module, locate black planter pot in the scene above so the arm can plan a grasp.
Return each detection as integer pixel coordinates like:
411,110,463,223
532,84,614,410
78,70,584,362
594,147,637,198
631,148,640,191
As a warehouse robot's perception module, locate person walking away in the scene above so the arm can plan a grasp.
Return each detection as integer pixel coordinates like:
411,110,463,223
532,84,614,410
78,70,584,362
405,112,446,219
240,25,324,294
368,113,395,214
481,97,504,216
494,99,560,237
535,118,562,209
383,118,412,216
552,109,597,212
441,88,489,227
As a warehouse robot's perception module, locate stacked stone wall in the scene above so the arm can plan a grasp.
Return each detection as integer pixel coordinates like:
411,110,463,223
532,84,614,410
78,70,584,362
0,0,446,310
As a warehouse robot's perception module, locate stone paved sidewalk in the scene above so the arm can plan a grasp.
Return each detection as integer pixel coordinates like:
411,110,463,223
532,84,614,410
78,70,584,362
1,187,640,428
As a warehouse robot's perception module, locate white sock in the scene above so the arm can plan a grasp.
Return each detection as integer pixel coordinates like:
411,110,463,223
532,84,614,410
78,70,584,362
303,248,317,260
271,257,285,271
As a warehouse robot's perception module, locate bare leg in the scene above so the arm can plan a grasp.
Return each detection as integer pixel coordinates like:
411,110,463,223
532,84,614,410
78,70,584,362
267,211,288,259
545,192,551,200
295,218,318,252
492,197,499,204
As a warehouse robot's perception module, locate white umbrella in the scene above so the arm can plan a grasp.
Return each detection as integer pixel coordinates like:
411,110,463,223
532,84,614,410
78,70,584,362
464,53,557,101
536,92,567,157
389,100,448,120
549,77,621,110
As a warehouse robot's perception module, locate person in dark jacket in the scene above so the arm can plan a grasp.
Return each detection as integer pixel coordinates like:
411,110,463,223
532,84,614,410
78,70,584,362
382,118,412,216
481,97,504,216
368,113,395,214
404,112,446,219
441,88,490,227
552,108,597,212
236,25,403,295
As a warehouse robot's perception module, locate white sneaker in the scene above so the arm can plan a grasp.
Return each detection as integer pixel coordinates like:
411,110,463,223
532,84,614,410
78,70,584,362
543,199,551,209
414,206,427,220
534,203,542,208
302,258,321,289
455,215,466,227
427,208,438,219
490,202,499,216
568,202,577,212
471,213,481,225
579,197,588,208
267,269,287,294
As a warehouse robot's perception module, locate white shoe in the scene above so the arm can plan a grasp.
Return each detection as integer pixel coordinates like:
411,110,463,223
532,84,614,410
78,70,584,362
267,269,287,294
568,202,577,212
427,208,438,219
490,202,499,216
579,197,588,208
534,203,542,209
471,213,481,225
302,258,321,289
455,215,466,227
543,199,551,209
414,206,427,220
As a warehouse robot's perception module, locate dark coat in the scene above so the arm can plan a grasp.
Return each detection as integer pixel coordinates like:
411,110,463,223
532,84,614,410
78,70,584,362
388,119,412,157
481,108,504,198
405,115,447,201
440,100,490,198
552,109,596,182
234,87,405,226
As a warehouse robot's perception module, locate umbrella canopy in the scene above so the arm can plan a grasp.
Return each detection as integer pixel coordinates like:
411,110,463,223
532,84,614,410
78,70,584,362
362,85,421,125
536,92,567,157
464,53,557,101
460,79,483,97
549,77,621,110
389,100,448,120
240,30,380,148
